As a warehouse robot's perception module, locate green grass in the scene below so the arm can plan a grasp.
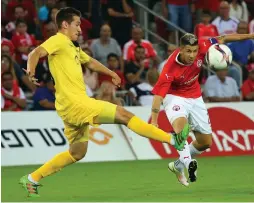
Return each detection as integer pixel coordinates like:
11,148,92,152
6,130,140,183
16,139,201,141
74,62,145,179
2,156,254,202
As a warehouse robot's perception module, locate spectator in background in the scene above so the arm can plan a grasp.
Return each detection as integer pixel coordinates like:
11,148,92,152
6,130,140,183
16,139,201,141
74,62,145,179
162,0,192,43
107,0,134,48
33,75,55,111
129,68,159,106
229,0,248,23
1,54,36,92
162,0,192,31
38,0,56,22
1,71,26,111
1,38,15,56
90,24,123,71
5,0,37,26
212,1,239,35
125,45,147,89
43,21,57,40
249,18,254,34
195,10,219,40
123,27,159,69
241,63,254,101
204,68,240,102
5,5,37,39
98,53,126,90
81,48,98,97
158,44,177,73
96,81,124,106
11,19,37,67
228,21,254,84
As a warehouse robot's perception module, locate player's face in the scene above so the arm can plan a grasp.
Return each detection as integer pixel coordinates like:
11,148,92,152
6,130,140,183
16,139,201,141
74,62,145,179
180,45,199,64
68,16,81,41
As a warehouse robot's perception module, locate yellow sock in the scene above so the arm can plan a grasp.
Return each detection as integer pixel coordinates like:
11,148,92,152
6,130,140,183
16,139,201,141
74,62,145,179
31,151,76,182
127,116,173,144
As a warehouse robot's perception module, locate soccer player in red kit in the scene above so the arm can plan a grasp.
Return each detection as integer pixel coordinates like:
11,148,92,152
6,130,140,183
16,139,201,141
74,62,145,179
151,33,254,186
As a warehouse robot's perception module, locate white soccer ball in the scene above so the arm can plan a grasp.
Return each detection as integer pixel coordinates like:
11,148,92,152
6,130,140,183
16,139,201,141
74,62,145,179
205,44,232,69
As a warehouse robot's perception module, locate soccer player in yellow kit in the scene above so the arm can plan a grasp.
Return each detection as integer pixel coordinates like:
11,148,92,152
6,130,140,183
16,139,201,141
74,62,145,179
19,7,189,197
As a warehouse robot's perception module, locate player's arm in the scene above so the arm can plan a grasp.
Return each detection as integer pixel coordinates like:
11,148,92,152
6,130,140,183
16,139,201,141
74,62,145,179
151,95,163,127
86,57,121,87
25,46,48,85
216,33,254,44
151,69,173,126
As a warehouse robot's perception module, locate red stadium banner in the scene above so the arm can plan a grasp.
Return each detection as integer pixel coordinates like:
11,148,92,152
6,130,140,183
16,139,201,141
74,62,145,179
148,107,254,158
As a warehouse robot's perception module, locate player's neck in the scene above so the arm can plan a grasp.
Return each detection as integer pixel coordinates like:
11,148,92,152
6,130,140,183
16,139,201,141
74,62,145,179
58,30,71,40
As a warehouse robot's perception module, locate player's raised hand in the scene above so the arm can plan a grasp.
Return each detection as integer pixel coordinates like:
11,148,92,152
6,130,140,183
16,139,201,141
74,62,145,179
112,72,121,87
23,68,40,86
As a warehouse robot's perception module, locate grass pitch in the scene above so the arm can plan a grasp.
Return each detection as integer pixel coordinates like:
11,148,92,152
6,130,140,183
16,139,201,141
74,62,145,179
2,156,254,202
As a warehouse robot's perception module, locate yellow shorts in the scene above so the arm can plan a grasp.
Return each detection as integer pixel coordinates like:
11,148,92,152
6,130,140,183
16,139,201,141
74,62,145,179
63,100,117,144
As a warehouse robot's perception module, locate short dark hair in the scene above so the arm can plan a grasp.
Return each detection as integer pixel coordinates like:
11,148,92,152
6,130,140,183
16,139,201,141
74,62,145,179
15,19,27,27
2,71,13,79
107,53,119,61
56,7,81,29
202,9,211,16
180,33,198,46
135,45,145,52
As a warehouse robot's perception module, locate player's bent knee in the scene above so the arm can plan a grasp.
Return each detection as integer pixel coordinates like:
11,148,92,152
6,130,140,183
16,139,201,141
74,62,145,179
200,134,212,150
115,106,134,125
69,142,88,161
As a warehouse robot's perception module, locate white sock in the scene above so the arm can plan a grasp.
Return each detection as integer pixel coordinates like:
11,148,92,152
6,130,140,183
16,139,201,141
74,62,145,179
189,142,203,157
174,141,191,171
28,174,39,185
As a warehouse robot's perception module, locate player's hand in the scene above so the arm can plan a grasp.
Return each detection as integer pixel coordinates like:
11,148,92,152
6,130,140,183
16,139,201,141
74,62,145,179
112,72,121,87
23,68,40,86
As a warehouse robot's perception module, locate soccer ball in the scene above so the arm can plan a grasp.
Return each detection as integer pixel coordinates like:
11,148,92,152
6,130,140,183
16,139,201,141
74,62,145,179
205,44,232,69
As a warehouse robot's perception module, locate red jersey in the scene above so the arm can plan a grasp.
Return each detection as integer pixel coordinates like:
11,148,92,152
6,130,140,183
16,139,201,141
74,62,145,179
195,23,219,39
241,78,254,99
123,39,157,67
11,32,37,63
98,70,126,87
152,38,217,98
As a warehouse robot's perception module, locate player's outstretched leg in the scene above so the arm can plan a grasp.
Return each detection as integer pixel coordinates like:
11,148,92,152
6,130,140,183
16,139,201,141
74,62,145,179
94,106,189,151
20,142,88,197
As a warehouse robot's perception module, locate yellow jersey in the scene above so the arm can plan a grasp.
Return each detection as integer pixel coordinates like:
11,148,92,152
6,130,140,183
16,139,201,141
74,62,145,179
40,32,102,124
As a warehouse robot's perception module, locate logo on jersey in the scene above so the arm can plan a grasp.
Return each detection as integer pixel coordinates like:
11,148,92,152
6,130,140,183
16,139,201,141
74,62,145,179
197,59,202,67
165,74,171,80
172,105,180,111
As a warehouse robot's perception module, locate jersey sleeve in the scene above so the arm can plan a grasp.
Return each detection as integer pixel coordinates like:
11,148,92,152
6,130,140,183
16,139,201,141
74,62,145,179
151,60,174,98
80,50,91,64
40,35,63,55
147,42,157,57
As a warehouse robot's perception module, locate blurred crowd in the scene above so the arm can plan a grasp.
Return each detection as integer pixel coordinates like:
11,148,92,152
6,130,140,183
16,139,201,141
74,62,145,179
1,0,254,112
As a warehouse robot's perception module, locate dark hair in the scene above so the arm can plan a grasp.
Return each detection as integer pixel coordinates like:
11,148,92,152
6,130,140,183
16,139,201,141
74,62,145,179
56,7,81,29
2,71,13,79
135,45,145,52
202,9,211,16
15,19,27,26
107,53,119,61
180,33,198,46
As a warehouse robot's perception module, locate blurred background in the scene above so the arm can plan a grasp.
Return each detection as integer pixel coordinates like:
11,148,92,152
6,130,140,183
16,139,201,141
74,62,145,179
1,0,254,109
